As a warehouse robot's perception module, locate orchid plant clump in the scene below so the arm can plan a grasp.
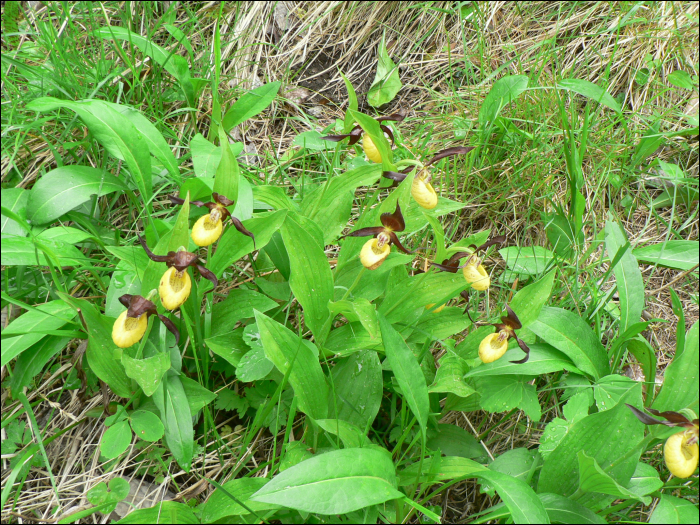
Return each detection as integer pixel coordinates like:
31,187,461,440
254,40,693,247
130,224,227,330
6,55,698,525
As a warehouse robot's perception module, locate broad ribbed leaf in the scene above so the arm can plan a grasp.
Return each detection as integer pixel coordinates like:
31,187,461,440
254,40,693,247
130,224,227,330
250,448,402,514
378,312,429,438
652,321,699,412
529,307,609,379
328,350,382,429
255,311,328,420
605,220,644,331
280,214,333,342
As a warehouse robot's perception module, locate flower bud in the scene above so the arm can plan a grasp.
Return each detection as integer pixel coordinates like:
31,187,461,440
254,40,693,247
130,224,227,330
191,211,223,247
411,171,438,209
479,331,509,363
362,134,382,163
664,431,699,478
112,310,148,348
463,262,490,291
360,237,390,270
159,266,192,310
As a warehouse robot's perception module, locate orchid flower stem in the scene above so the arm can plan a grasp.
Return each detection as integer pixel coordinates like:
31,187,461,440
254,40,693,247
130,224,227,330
341,267,366,301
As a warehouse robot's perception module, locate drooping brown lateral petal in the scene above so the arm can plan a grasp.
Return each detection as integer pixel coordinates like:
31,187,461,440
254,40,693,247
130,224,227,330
196,264,218,289
376,109,407,123
138,235,171,263
503,304,523,330
388,231,413,254
626,404,674,427
444,251,471,268
157,314,180,345
379,124,395,146
345,226,386,238
510,336,530,364
382,171,409,182
230,217,256,249
380,202,405,232
646,408,692,425
424,146,474,167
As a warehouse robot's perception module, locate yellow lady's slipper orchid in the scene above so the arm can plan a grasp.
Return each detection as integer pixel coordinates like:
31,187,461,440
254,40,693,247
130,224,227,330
138,236,218,311
363,134,383,163
479,331,509,363
112,309,148,349
463,261,490,291
411,170,438,209
665,431,699,478
360,236,391,270
169,192,255,248
322,111,406,163
347,203,413,271
191,209,223,247
111,293,180,348
159,266,192,310
477,305,530,364
626,404,700,479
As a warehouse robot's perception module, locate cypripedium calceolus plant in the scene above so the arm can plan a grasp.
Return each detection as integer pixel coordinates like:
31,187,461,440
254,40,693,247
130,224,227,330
138,235,218,310
626,404,700,479
478,304,530,364
347,203,412,270
432,235,506,292
383,147,474,210
169,192,255,248
112,293,180,348
322,111,406,164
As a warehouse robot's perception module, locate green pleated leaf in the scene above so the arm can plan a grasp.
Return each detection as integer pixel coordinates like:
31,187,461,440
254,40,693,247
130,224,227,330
473,470,550,524
280,214,334,342
577,451,650,505
652,321,699,412
255,311,328,420
328,350,382,429
378,312,429,439
250,448,402,515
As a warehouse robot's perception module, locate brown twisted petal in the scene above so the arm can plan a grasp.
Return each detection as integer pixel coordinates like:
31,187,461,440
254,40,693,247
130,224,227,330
379,124,395,146
646,408,693,426
509,336,530,364
431,261,460,273
388,231,413,254
382,171,409,183
212,192,234,207
424,146,474,167
380,202,405,232
138,235,171,263
502,304,523,330
230,216,256,249
626,404,676,427
157,314,180,344
345,226,386,239
321,125,364,145
476,235,507,252
196,264,218,289
376,109,407,123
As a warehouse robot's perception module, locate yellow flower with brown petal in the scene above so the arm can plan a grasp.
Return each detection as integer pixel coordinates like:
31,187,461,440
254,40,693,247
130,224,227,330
665,431,699,478
363,134,383,163
159,266,192,310
463,261,490,291
360,236,391,270
191,207,223,247
411,170,438,209
348,203,413,271
478,305,530,364
112,310,148,349
479,331,509,363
